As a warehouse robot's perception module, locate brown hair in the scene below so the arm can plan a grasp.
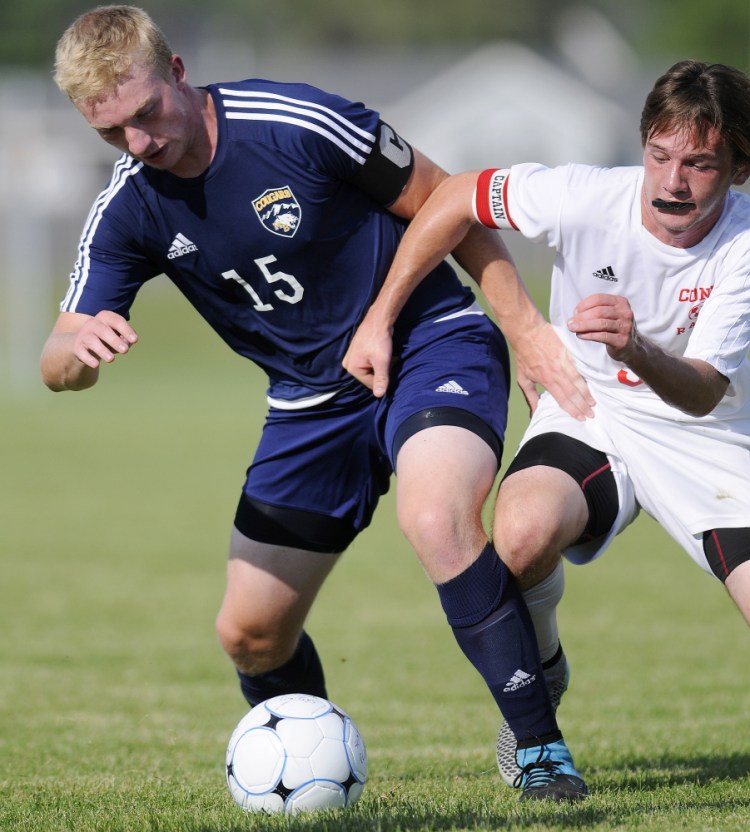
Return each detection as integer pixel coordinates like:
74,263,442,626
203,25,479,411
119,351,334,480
640,60,750,167
54,5,173,103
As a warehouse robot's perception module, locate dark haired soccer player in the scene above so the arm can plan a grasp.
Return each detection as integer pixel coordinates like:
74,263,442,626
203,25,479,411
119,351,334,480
346,59,750,787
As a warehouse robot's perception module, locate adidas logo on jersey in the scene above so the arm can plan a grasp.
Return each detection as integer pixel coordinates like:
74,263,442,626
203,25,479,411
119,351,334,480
593,265,617,282
504,668,536,693
435,380,469,395
167,233,199,260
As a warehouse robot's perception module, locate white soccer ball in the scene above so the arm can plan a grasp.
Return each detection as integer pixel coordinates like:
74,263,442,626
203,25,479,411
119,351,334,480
225,693,368,815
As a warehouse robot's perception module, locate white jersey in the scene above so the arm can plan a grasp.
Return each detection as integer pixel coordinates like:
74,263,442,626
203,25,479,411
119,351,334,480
474,163,750,423
473,163,750,573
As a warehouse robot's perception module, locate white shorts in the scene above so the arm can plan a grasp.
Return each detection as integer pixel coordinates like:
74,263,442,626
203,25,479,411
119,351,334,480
517,391,750,577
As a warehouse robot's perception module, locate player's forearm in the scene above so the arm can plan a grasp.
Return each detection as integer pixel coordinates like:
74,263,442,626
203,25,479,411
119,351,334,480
368,177,476,329
40,333,100,391
428,173,548,347
621,337,728,416
454,223,547,344
375,171,544,343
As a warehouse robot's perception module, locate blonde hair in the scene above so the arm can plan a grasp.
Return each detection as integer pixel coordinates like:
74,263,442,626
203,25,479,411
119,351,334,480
54,5,173,103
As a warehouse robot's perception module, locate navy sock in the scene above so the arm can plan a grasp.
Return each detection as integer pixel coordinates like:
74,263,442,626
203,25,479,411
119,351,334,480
436,542,560,743
236,630,327,707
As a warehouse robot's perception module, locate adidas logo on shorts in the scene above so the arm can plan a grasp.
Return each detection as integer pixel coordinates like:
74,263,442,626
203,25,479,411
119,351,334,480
435,380,469,395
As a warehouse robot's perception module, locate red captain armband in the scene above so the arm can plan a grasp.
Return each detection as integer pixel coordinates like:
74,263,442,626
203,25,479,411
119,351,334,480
473,168,518,230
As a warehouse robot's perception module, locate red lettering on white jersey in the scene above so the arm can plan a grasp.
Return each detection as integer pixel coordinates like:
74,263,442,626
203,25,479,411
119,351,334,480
617,369,643,387
678,286,713,303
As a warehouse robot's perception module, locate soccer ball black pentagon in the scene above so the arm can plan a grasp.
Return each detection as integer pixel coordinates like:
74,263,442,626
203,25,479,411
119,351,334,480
226,693,368,814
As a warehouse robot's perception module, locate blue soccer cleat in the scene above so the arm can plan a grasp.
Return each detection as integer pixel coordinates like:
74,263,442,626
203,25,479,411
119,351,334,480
513,738,588,802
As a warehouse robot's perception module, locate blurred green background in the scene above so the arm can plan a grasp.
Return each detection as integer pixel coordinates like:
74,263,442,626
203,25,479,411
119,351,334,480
2,0,750,68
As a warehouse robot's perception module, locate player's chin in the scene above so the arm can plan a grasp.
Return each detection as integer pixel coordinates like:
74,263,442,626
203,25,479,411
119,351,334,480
139,144,172,167
657,214,698,235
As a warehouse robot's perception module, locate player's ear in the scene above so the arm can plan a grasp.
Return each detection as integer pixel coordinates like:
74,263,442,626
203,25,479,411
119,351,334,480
170,54,187,87
731,162,750,186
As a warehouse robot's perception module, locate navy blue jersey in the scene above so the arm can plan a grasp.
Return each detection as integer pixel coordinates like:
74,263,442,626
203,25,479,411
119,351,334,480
61,80,474,405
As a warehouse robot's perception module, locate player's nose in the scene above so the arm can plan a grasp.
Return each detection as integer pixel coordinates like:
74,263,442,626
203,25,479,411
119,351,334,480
123,125,152,156
665,161,689,194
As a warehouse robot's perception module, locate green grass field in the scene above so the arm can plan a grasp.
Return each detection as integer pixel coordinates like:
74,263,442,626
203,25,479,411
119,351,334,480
1,283,749,831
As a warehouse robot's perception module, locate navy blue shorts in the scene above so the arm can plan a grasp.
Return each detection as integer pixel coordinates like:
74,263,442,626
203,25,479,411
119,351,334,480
235,310,510,551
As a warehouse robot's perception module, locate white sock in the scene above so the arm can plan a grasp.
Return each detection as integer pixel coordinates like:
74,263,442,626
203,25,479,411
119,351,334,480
521,560,564,664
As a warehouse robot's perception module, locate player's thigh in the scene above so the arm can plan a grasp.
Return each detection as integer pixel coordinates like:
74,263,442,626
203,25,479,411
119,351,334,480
220,526,340,641
385,311,508,573
495,430,628,580
725,560,750,625
395,424,498,578
396,423,498,516
702,528,750,625
495,465,588,583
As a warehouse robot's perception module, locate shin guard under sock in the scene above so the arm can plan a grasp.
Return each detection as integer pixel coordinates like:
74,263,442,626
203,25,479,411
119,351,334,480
236,630,327,707
522,560,565,664
436,543,560,743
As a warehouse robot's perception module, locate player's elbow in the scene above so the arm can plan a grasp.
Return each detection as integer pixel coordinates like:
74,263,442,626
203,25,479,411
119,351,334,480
682,398,720,418
681,402,712,418
678,383,727,417
40,357,66,391
672,363,729,417
40,358,99,392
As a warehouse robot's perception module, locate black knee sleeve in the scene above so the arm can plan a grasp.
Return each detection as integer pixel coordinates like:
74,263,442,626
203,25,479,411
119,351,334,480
702,528,750,582
504,432,619,543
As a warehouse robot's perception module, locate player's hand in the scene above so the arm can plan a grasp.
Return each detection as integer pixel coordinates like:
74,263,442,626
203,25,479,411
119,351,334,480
568,294,638,362
342,314,393,397
72,311,138,368
513,321,595,420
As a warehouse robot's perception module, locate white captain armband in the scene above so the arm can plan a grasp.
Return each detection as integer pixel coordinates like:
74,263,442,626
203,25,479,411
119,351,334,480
473,168,517,230
353,120,414,205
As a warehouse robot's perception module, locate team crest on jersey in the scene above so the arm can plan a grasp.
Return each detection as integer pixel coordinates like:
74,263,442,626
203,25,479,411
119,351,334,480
252,186,301,238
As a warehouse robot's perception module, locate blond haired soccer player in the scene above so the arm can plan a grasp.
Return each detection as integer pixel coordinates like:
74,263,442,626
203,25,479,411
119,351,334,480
346,59,750,786
43,5,594,801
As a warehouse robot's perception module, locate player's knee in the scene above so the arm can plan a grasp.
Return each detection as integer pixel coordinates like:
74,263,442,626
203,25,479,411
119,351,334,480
398,497,477,573
215,610,294,675
494,510,559,582
399,500,447,549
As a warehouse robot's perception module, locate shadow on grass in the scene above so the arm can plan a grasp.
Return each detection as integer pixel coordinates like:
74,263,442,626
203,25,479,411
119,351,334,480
198,796,750,832
590,749,750,790
190,752,750,832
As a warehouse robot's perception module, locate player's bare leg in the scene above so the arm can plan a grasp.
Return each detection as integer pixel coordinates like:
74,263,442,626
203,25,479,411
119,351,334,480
395,425,495,584
216,528,339,703
725,560,750,625
495,467,589,590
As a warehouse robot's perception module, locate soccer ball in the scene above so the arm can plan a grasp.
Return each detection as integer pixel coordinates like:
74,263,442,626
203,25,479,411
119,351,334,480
225,693,368,815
